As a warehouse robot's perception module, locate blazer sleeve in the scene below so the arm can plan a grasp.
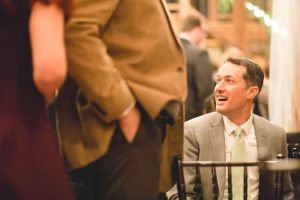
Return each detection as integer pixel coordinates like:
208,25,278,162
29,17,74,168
65,0,135,123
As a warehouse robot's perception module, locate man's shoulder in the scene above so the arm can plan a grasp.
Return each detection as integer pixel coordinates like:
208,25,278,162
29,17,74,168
186,44,206,55
179,38,205,53
253,114,285,134
184,112,222,140
185,112,221,128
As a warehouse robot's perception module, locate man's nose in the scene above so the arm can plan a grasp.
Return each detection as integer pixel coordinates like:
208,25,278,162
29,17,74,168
215,82,225,91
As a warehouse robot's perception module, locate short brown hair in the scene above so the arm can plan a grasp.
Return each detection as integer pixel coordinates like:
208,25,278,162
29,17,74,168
227,57,264,92
181,15,201,32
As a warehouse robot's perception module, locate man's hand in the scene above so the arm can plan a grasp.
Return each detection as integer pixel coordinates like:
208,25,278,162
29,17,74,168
119,107,141,143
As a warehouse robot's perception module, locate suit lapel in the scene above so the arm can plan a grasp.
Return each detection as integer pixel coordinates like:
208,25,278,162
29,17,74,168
209,118,226,162
253,116,270,160
253,115,272,199
159,0,182,48
208,114,226,197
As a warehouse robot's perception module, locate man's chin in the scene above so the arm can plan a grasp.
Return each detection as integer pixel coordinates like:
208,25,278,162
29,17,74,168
215,107,226,114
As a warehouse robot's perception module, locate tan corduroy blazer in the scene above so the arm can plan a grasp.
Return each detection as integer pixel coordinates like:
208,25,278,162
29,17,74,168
56,0,187,192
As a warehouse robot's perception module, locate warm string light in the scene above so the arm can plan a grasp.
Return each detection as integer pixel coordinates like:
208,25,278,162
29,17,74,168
245,2,289,39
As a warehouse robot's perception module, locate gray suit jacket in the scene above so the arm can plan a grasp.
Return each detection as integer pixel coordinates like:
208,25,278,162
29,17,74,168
183,112,294,200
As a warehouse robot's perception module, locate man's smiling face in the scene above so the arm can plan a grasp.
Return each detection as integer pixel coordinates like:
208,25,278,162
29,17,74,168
214,62,253,118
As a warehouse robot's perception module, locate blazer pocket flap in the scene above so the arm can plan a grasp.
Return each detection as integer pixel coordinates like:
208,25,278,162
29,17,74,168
76,90,113,149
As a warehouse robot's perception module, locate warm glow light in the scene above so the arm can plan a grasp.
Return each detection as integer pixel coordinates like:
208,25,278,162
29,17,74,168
264,16,272,27
258,10,265,17
245,1,289,39
254,9,264,17
245,2,254,10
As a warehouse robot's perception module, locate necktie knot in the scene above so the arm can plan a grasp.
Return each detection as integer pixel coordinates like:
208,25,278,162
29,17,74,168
232,126,244,138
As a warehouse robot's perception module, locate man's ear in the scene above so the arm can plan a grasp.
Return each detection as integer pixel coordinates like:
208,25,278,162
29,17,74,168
247,86,259,99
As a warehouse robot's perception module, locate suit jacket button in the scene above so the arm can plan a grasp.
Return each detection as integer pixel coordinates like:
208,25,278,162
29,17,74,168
177,66,183,73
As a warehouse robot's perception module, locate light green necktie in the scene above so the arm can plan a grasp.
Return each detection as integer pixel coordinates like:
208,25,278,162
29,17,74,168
231,126,248,200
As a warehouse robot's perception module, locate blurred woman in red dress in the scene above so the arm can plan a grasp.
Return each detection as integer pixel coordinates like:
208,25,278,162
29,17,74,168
0,0,73,199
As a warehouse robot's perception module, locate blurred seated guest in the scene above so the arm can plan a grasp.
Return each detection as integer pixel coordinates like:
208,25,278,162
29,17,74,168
0,1,73,200
254,65,269,119
216,45,245,81
219,46,245,65
202,93,216,114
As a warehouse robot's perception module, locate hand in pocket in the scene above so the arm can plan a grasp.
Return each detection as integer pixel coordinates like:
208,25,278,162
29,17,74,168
119,107,141,143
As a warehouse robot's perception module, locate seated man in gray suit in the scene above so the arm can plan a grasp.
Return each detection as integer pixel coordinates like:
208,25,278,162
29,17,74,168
178,57,294,199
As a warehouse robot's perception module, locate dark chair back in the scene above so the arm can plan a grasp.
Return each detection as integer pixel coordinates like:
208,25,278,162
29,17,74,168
172,155,286,200
287,132,300,199
287,132,300,158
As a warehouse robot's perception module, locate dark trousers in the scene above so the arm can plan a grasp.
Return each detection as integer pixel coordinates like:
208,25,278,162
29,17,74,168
69,108,166,200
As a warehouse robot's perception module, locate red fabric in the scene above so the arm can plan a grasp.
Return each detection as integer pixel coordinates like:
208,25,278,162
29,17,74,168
0,2,73,200
0,0,71,15
30,0,71,14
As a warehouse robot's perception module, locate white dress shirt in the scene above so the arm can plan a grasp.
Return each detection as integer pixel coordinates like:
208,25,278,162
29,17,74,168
179,33,192,43
223,114,259,200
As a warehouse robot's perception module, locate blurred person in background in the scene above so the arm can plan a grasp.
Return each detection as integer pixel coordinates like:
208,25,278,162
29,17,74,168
219,46,245,67
0,1,73,200
179,15,214,121
254,64,269,119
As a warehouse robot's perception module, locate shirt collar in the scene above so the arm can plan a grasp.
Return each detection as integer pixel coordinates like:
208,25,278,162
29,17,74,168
223,113,253,136
179,33,192,43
